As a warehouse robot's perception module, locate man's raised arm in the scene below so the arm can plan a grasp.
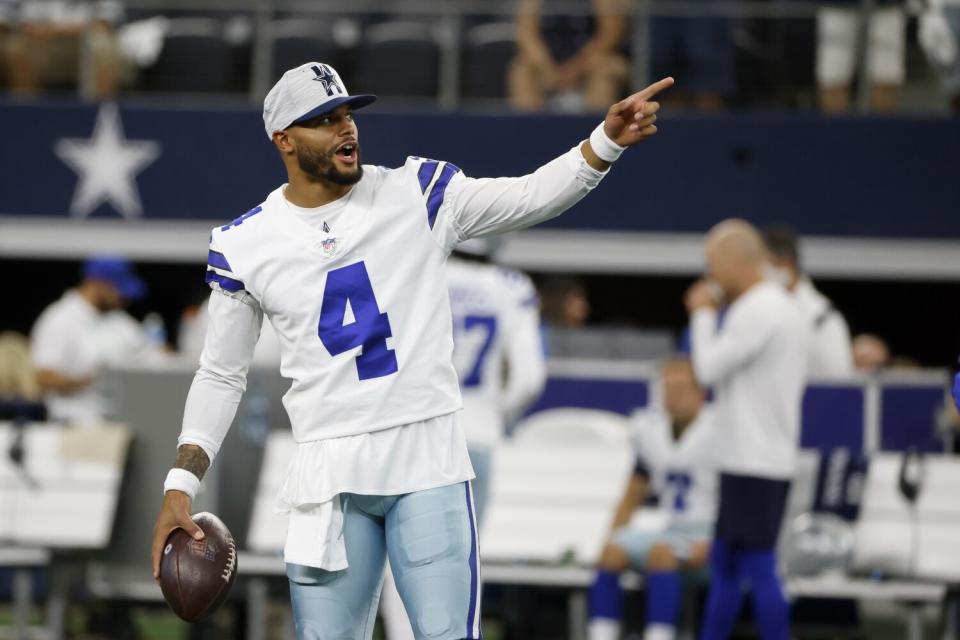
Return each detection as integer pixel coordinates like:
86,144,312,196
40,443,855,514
435,78,674,245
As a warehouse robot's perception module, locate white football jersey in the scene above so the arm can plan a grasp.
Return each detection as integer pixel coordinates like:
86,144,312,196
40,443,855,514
185,147,605,448
205,160,465,442
446,258,546,448
630,408,718,527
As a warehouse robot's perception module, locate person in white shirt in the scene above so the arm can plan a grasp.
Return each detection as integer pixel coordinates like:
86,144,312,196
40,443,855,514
685,219,807,640
30,255,146,425
762,224,853,378
380,239,547,640
149,61,674,640
587,357,717,640
445,241,547,518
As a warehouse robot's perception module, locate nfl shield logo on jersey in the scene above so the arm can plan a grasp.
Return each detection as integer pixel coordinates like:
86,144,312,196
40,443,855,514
322,237,338,254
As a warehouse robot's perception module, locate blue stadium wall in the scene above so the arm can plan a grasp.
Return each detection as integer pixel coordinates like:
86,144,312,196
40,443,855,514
1,100,958,239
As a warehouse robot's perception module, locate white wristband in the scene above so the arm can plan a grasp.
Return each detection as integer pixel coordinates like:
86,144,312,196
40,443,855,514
164,468,200,500
589,122,626,163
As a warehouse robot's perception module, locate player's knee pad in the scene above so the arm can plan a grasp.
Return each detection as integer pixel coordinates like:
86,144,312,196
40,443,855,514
295,619,355,640
288,566,358,640
393,511,468,569
411,606,455,638
289,592,357,640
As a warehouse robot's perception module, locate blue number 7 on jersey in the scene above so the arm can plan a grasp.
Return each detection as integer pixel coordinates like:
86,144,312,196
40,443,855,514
318,262,399,380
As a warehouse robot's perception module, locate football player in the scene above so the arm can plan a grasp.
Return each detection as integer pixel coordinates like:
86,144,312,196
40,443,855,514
150,62,672,640
588,357,717,640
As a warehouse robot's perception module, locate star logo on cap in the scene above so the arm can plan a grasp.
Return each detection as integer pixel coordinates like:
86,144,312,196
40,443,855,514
311,64,344,98
55,103,161,220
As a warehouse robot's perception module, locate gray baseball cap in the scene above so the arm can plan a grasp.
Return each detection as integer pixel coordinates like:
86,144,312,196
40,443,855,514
262,62,376,139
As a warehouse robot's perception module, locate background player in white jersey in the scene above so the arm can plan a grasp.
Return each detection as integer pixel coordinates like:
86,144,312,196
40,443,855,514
380,239,547,640
150,61,674,640
445,239,547,518
762,224,853,377
685,219,808,640
587,357,717,640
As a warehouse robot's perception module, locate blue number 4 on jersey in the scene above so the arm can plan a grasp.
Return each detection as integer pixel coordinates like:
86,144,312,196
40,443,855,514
318,261,399,380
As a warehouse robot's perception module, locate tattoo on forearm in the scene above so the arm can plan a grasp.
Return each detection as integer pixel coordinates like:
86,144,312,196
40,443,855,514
175,445,210,481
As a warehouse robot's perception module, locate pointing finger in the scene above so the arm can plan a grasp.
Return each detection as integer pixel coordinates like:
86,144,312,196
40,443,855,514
636,76,675,101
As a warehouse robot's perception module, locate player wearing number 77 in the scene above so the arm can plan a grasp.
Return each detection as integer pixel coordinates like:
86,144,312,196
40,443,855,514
587,358,718,640
150,62,673,640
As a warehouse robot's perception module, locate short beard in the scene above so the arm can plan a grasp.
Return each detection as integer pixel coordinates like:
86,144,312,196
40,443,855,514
296,143,363,186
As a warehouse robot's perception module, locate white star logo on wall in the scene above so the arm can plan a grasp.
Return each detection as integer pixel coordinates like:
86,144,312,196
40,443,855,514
55,103,161,219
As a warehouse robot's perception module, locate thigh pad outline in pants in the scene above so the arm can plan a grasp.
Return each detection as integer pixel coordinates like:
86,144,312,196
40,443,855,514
387,482,481,640
287,500,388,640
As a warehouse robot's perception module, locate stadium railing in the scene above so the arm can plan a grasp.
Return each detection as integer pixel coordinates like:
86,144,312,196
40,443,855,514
60,0,942,113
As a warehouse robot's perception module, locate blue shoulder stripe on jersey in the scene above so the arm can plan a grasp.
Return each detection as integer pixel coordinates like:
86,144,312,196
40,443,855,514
426,163,460,229
521,293,540,308
221,206,263,231
205,270,245,292
207,250,232,272
417,160,439,194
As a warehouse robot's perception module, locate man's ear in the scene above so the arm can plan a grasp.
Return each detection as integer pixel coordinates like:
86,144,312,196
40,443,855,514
273,130,294,154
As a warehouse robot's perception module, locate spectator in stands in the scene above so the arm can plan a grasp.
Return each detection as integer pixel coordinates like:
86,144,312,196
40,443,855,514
763,224,854,377
5,0,124,99
852,333,890,372
587,356,717,640
509,0,629,112
538,275,592,356
0,0,15,87
540,275,590,329
30,255,146,425
816,0,906,112
920,0,960,114
686,219,807,640
650,8,734,111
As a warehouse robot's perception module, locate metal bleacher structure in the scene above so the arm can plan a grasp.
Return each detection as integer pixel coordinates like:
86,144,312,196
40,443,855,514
118,0,945,113
1,362,958,639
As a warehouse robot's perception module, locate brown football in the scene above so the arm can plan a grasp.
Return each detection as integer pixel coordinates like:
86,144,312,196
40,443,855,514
159,512,238,622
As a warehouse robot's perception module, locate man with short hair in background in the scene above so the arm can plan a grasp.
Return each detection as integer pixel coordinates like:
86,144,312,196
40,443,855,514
685,219,808,640
30,255,146,425
587,356,717,640
763,224,853,377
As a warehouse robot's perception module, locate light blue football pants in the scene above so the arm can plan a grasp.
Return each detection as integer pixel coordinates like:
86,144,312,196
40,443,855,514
287,482,482,640
466,446,491,525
